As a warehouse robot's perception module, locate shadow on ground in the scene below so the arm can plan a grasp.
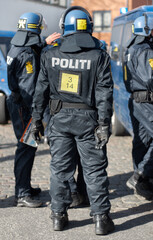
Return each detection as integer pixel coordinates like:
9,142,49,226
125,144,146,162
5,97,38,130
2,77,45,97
1,173,153,233
112,202,153,232
109,171,134,198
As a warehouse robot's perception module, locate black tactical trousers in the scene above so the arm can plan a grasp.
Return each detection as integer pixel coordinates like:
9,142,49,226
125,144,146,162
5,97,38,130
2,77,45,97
129,98,153,178
7,95,37,197
48,109,111,215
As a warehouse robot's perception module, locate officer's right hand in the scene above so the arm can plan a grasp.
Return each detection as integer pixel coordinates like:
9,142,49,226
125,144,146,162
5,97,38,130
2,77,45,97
45,32,61,45
31,119,44,144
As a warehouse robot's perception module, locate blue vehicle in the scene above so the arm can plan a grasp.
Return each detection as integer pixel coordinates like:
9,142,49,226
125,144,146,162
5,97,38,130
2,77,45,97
0,30,15,123
110,5,153,136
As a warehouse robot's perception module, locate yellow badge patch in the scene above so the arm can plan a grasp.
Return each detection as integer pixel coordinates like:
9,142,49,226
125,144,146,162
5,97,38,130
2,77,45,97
77,19,87,30
26,61,33,74
59,72,80,94
149,59,153,70
113,47,118,52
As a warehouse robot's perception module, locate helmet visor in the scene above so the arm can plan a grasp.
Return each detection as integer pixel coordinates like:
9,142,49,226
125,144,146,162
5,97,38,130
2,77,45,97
41,17,48,31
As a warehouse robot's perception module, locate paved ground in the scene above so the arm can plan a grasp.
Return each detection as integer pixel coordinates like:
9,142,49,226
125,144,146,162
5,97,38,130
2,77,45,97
0,123,153,240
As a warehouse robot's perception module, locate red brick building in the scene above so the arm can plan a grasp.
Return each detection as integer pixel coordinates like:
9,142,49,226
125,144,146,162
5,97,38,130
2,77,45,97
129,0,153,10
71,0,153,44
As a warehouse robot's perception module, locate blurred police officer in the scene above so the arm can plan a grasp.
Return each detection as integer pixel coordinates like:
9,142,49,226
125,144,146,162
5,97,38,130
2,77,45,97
31,6,114,235
124,14,153,200
7,12,61,207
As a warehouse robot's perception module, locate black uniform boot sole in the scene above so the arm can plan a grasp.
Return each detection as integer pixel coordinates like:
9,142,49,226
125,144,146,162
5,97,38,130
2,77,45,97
17,202,42,208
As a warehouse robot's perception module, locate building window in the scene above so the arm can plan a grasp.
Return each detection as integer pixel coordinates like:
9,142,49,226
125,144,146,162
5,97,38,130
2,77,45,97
93,11,111,32
27,0,68,8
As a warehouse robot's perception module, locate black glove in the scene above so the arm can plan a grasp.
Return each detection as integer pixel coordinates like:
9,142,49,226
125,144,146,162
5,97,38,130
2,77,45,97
31,119,44,144
94,125,110,149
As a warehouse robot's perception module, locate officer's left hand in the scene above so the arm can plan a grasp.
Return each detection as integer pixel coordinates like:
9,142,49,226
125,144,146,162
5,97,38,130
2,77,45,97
45,32,61,45
31,119,44,144
94,125,110,149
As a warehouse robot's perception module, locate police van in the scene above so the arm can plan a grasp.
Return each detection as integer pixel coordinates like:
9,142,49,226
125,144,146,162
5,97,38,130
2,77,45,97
110,5,153,136
0,30,15,123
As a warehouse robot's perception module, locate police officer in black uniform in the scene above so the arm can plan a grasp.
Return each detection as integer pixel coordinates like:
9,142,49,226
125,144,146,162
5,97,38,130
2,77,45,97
31,6,114,235
7,12,61,207
124,14,153,200
43,39,89,208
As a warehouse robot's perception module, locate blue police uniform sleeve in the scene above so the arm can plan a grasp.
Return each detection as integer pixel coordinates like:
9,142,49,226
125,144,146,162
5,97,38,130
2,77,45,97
135,49,153,91
32,53,50,120
95,52,113,125
15,53,39,111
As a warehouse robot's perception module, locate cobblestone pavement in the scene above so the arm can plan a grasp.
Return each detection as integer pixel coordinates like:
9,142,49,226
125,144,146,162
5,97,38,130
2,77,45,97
0,123,153,240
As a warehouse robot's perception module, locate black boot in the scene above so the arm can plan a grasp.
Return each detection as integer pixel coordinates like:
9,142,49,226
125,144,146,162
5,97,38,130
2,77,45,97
70,192,83,208
94,214,115,235
51,212,69,231
126,173,153,200
30,187,41,196
149,178,153,191
136,177,153,200
16,196,42,208
126,172,139,190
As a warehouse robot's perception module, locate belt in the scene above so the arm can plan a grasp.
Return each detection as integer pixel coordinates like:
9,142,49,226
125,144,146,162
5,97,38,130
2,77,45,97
49,99,94,115
62,102,93,110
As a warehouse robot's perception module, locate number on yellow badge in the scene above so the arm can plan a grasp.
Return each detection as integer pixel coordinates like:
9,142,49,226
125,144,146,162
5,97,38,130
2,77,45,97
59,72,81,94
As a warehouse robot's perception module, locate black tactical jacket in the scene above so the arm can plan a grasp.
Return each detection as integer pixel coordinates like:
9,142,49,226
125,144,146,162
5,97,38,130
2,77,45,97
124,36,153,93
32,34,113,124
7,42,46,111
